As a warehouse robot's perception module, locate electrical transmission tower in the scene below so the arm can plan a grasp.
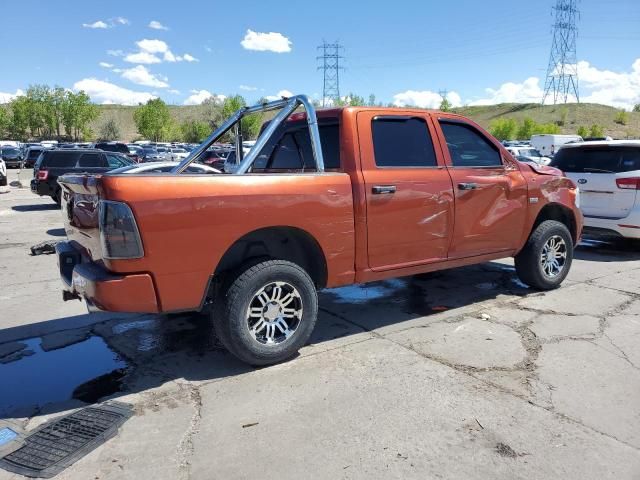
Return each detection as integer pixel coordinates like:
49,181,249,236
542,0,580,105
317,42,344,106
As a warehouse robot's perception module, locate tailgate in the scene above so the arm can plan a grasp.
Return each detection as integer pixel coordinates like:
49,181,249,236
58,174,104,262
565,172,636,219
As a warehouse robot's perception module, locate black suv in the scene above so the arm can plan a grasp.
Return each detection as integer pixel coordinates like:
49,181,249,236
31,149,132,204
93,142,138,162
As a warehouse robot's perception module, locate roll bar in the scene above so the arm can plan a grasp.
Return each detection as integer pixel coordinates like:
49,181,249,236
171,94,325,174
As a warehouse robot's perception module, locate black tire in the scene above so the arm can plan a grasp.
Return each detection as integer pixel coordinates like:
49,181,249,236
515,220,573,290
212,260,318,366
0,177,6,187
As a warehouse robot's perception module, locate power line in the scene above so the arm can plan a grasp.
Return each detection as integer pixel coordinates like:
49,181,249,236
542,0,580,104
317,42,344,106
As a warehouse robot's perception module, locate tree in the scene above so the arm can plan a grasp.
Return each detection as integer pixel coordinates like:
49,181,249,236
368,94,377,107
0,107,9,138
490,118,518,140
577,126,588,138
633,104,640,113
517,117,536,140
220,95,262,140
335,93,366,107
8,96,31,141
180,120,210,143
63,91,98,141
557,107,568,126
589,124,605,138
439,97,452,112
133,98,173,141
614,110,629,125
99,118,120,140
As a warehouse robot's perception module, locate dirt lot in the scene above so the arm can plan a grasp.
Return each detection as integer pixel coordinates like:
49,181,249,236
1,168,639,479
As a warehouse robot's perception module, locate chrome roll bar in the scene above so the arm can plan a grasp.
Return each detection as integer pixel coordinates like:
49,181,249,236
171,94,325,174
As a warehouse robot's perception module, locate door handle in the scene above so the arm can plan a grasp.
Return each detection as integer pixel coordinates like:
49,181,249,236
458,182,478,191
372,185,396,195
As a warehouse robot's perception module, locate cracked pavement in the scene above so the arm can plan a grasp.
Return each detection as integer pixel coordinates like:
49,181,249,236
1,170,640,479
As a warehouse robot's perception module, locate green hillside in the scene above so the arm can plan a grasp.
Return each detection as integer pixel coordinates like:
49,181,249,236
92,102,640,142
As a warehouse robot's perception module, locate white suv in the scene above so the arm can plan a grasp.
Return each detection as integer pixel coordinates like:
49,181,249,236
551,141,640,239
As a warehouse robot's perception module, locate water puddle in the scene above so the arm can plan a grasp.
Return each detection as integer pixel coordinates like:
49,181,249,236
0,336,127,417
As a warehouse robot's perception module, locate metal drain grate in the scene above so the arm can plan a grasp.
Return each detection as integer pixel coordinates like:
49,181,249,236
0,402,132,478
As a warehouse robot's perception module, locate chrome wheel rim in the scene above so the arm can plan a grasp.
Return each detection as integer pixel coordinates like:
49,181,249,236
246,281,303,345
540,235,567,278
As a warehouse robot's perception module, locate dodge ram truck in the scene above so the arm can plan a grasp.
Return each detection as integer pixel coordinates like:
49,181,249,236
56,95,582,366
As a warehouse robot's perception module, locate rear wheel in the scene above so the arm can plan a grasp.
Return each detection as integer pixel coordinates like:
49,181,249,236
515,220,573,290
212,260,318,366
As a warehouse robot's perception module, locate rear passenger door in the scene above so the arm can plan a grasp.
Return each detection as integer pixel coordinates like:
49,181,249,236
435,119,528,258
357,111,455,270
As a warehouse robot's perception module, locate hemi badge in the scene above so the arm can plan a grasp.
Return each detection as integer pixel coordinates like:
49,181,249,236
529,197,539,204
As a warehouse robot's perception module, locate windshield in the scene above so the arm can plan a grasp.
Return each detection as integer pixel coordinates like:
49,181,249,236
551,146,640,173
1,148,20,156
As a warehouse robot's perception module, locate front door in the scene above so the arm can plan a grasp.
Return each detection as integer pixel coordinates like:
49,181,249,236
436,119,528,258
357,111,455,271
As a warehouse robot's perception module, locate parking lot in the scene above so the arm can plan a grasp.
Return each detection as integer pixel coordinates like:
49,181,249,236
1,167,639,479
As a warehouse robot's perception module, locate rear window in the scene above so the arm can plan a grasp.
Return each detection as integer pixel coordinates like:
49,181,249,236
27,149,42,160
77,152,106,167
551,147,640,173
40,151,80,168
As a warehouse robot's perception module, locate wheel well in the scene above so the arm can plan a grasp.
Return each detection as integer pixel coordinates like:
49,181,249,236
214,227,328,289
533,203,577,243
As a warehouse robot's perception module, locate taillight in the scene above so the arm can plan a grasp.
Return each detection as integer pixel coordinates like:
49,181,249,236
616,178,640,190
98,200,144,259
36,170,49,180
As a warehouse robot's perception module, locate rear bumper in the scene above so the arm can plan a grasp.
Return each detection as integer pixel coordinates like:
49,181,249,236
56,241,159,313
584,210,640,239
30,179,55,197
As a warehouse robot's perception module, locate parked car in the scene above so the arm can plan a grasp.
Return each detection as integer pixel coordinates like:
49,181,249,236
93,141,139,163
550,140,640,240
31,149,132,204
141,146,165,162
23,147,44,168
0,146,24,168
56,95,582,366
531,134,583,157
506,146,552,165
0,157,6,186
126,144,145,163
200,149,228,170
167,147,190,161
110,161,220,175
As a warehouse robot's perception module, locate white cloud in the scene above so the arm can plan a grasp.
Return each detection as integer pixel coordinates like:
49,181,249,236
263,89,294,101
124,51,161,64
121,65,169,88
73,78,155,105
168,89,181,94
0,89,24,103
393,90,462,109
468,77,545,106
148,20,168,30
239,85,258,91
578,59,640,110
240,29,292,53
183,90,226,105
82,20,109,29
125,39,197,64
114,17,129,25
107,49,124,57
99,62,114,68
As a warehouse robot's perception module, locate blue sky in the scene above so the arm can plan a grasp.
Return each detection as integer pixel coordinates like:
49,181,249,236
1,0,639,109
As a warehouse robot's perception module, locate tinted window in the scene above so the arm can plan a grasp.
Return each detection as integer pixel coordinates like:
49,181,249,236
77,153,106,168
106,153,128,168
551,147,640,173
372,117,437,167
40,151,79,168
440,122,502,167
97,143,129,154
27,149,42,159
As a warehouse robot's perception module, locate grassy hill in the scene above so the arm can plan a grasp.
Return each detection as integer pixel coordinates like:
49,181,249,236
93,102,640,142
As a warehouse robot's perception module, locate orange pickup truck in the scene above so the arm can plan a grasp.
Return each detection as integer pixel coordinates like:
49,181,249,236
57,95,582,365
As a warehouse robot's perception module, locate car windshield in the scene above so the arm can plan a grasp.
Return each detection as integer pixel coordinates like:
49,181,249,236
1,148,19,155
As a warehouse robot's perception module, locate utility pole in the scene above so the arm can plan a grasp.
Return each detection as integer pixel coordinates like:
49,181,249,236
317,42,344,107
542,0,580,105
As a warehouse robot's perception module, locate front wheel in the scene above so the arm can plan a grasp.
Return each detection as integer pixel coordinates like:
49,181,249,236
212,260,318,366
515,220,573,290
